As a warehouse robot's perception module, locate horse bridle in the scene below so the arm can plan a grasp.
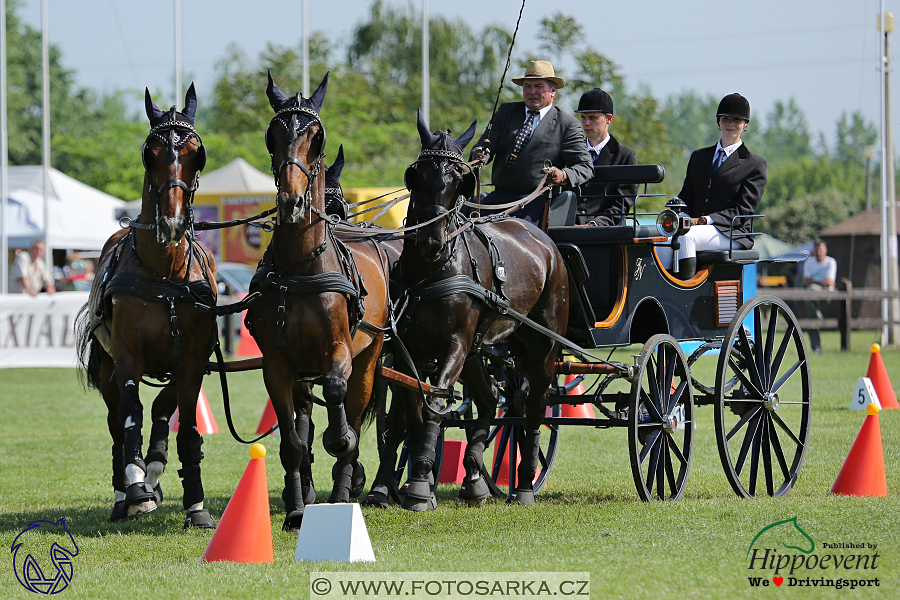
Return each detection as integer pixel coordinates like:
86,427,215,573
267,104,327,218
405,148,474,246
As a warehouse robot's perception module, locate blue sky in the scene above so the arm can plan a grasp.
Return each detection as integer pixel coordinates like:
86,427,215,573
13,0,892,151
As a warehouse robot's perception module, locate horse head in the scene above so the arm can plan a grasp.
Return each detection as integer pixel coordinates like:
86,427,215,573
142,84,207,244
405,109,477,262
266,71,329,224
324,144,349,220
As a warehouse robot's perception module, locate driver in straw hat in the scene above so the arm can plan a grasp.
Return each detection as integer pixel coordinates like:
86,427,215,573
470,60,593,225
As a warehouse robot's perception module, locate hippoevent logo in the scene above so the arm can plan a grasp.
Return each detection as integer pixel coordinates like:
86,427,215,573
746,517,880,590
10,518,79,594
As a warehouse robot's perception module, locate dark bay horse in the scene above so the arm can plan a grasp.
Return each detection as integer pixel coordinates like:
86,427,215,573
369,110,569,510
247,72,390,531
75,85,218,527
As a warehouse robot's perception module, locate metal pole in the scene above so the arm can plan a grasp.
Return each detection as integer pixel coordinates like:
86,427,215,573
41,0,50,257
175,0,182,104
880,5,890,346
422,0,430,127
1,0,9,293
886,21,900,344
302,0,309,96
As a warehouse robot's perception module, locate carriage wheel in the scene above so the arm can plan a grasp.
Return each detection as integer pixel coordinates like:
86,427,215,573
628,334,695,501
481,402,561,498
714,296,811,498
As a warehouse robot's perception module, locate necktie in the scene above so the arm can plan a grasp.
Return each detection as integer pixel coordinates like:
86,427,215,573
507,110,540,165
712,148,727,173
589,148,599,162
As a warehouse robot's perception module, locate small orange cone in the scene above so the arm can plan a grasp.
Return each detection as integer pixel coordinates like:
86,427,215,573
169,388,219,434
831,404,888,497
438,440,467,484
561,373,595,418
256,398,279,434
236,310,262,357
202,443,273,563
866,344,899,409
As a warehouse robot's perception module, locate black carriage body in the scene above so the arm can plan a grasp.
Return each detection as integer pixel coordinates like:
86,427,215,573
547,226,745,348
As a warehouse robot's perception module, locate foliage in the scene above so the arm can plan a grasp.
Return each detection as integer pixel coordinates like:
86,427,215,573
762,187,859,245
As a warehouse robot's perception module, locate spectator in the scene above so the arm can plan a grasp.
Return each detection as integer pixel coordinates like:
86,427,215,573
10,239,56,296
802,239,837,354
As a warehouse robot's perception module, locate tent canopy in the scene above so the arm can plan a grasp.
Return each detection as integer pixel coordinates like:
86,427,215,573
2,166,126,250
196,158,275,194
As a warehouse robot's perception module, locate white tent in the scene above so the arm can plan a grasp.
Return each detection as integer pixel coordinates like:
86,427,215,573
1,166,126,250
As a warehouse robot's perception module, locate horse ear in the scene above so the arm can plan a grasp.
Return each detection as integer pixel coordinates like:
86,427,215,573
309,72,329,113
145,88,164,124
182,83,197,121
331,144,345,177
266,70,288,111
456,119,478,150
416,108,435,147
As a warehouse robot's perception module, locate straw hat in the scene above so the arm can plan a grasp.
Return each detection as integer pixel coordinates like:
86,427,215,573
512,60,566,88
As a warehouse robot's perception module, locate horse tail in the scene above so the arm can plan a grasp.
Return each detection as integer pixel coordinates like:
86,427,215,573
74,303,102,391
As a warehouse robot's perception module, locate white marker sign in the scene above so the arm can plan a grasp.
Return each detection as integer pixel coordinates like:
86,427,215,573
850,377,882,411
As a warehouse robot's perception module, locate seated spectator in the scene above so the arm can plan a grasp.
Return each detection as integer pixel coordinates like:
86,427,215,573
10,239,56,296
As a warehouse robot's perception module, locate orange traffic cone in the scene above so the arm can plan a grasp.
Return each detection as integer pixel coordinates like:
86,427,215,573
256,398,279,434
169,388,219,434
561,373,595,418
202,444,273,563
236,310,262,357
866,343,899,409
831,404,888,497
438,440,467,484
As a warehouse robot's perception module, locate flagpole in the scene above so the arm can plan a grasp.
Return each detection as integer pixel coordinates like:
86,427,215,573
174,0,182,104
422,0,429,127
41,0,51,256
302,0,309,96
1,0,10,293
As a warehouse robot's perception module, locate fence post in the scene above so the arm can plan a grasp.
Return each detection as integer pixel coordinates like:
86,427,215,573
839,278,852,351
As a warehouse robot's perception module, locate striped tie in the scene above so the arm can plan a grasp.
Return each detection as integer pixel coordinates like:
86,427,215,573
712,148,727,173
507,110,540,165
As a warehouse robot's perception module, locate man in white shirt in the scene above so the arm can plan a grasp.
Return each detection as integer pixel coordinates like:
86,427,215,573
802,239,837,353
10,239,56,296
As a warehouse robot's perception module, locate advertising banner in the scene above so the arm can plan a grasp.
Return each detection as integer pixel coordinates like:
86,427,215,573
0,292,89,368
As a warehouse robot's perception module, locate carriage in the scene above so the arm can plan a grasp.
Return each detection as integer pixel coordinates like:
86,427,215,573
376,161,812,504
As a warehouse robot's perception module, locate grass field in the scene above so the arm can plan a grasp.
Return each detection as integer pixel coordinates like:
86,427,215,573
1,330,898,599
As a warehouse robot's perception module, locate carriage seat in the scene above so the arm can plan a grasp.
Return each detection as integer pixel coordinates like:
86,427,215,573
695,249,759,264
547,225,635,245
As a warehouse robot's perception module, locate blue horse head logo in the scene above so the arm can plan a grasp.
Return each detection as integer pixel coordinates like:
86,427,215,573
11,518,79,594
747,516,815,558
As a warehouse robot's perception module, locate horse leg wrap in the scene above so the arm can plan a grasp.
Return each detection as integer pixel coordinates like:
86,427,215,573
405,420,440,501
511,429,540,505
282,471,305,532
145,418,170,466
111,444,127,494
322,403,357,458
350,460,366,498
329,458,354,503
294,413,316,505
176,430,205,510
123,425,145,469
460,439,490,501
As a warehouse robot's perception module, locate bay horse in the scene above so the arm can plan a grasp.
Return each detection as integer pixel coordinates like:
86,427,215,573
369,110,568,510
247,72,390,531
75,85,218,528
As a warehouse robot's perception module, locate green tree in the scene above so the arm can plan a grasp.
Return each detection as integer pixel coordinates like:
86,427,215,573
835,111,878,167
762,187,856,245
759,99,811,162
537,12,583,68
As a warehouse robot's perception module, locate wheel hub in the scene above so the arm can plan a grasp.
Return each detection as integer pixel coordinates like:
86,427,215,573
763,392,779,411
663,404,686,434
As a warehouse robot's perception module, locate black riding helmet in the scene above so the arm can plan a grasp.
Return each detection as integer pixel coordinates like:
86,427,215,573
716,93,750,122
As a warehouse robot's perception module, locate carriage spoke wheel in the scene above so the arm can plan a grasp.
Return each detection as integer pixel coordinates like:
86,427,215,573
629,334,694,501
714,296,811,498
482,402,560,498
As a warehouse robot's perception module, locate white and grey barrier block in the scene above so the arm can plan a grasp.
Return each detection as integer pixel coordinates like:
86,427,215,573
294,503,375,563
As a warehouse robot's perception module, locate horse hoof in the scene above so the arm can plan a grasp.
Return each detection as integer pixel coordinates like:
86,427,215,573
361,491,390,508
126,499,158,518
459,477,489,502
109,501,128,522
153,483,164,505
507,489,535,505
282,510,304,533
184,509,216,529
401,493,436,512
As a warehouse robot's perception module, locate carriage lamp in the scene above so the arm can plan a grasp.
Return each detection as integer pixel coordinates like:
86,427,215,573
656,197,691,238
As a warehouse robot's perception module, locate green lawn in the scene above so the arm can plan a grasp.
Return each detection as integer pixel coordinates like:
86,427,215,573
1,330,898,599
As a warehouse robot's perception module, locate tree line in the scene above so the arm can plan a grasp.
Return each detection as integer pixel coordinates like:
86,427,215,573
2,0,881,245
